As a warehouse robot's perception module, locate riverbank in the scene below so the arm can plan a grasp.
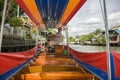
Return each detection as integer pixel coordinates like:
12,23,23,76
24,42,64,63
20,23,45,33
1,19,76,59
73,43,120,47
70,45,120,52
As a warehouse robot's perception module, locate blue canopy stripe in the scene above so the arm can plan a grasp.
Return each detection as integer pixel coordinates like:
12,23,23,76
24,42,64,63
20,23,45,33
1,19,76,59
35,0,69,24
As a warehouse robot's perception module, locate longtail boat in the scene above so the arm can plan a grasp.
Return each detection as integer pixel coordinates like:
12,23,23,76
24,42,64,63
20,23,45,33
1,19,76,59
0,0,120,80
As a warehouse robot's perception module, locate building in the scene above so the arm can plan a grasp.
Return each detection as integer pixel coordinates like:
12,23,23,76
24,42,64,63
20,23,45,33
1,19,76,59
110,29,120,44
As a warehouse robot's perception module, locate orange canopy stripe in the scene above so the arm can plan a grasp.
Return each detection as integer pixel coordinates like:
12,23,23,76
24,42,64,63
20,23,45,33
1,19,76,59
40,23,45,29
23,0,45,29
64,0,86,25
16,0,86,29
60,0,80,24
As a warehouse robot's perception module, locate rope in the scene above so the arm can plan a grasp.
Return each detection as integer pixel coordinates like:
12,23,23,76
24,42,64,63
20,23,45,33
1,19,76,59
99,0,105,24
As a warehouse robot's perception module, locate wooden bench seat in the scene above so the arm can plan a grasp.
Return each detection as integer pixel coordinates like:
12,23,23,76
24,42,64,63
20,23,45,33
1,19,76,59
46,57,73,62
30,55,46,66
26,65,84,73
42,65,84,72
21,73,41,80
28,66,43,73
21,72,93,80
47,54,70,58
45,60,77,66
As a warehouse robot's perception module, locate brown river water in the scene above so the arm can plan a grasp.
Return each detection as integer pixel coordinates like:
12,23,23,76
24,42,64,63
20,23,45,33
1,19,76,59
70,45,120,53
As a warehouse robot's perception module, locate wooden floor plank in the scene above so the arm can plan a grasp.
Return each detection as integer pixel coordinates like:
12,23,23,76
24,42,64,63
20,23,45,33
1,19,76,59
12,49,99,80
21,72,93,80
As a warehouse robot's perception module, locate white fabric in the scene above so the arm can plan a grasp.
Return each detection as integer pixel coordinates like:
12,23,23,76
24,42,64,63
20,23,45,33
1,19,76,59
53,32,62,44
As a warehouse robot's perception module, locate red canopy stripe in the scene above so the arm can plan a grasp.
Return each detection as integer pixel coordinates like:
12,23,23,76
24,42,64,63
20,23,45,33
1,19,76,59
15,0,39,25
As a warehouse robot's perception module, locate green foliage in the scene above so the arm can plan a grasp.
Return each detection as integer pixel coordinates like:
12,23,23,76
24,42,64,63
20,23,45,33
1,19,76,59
26,33,32,39
0,0,24,22
69,36,75,42
33,29,37,35
96,37,106,44
7,0,24,20
61,35,64,41
93,28,102,35
8,17,23,27
80,28,105,44
87,34,94,39
8,0,17,19
80,34,94,42
0,0,4,22
7,0,23,21
80,35,88,42
0,0,4,12
48,28,57,34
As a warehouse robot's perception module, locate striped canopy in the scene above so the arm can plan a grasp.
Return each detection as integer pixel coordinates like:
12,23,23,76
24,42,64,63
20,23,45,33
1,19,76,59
15,0,86,29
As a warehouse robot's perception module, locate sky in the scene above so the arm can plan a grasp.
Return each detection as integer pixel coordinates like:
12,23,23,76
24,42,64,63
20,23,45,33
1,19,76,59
68,0,120,37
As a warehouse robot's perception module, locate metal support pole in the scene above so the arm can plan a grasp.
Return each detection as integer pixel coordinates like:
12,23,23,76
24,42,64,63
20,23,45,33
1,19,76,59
23,25,26,46
61,28,64,45
17,5,20,18
66,25,69,55
0,0,8,52
103,0,111,80
36,26,39,46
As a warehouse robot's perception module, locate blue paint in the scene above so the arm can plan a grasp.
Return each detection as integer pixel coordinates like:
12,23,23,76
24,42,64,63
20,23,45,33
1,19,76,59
110,53,119,80
115,30,120,35
70,52,120,80
70,54,108,80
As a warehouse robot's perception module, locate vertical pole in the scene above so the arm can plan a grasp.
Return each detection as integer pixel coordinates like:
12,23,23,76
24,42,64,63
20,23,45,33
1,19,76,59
61,28,64,45
44,28,47,47
23,25,26,46
103,0,111,80
17,5,19,18
0,0,8,52
66,25,69,55
36,25,39,46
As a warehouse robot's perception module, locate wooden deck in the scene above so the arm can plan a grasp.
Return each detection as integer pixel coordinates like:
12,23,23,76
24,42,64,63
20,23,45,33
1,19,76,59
10,49,99,80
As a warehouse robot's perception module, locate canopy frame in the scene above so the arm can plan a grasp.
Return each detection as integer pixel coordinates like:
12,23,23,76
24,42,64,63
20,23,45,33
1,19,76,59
0,0,8,52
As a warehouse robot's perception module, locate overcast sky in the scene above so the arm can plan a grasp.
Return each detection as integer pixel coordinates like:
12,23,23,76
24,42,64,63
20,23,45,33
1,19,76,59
68,0,120,37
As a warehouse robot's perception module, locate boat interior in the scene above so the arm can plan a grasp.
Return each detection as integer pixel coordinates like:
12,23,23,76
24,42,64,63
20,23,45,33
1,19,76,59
9,45,99,80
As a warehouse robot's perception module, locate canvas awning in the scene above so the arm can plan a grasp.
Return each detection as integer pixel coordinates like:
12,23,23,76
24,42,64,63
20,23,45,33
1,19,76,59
115,30,120,35
15,0,86,29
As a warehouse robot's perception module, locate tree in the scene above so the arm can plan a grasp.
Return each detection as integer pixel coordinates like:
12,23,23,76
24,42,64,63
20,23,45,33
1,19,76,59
5,0,13,21
80,28,105,44
61,35,64,42
93,28,102,35
0,0,4,22
96,36,106,44
69,36,75,42
0,0,24,23
80,35,88,42
8,17,23,27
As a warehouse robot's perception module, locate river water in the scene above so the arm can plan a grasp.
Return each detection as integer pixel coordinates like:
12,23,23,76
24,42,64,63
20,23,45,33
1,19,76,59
70,45,120,53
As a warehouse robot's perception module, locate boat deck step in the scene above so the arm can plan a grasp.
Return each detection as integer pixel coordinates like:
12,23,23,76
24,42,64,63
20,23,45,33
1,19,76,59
24,65,84,73
9,49,99,80
46,54,70,58
30,55,78,66
20,72,93,80
46,57,74,62
45,60,77,66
